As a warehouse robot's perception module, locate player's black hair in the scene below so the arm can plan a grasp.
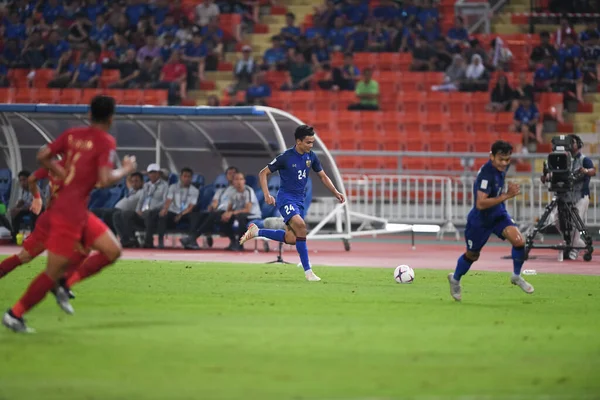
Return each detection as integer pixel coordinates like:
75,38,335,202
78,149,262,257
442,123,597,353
18,170,31,179
90,95,116,124
294,125,315,141
181,167,193,175
490,140,513,156
130,172,143,181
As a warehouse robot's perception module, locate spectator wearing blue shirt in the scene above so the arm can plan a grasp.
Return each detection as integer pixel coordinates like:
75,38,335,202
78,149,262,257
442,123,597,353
512,96,542,149
281,13,302,48
126,0,148,28
47,49,77,88
157,15,179,38
447,16,469,53
534,56,561,92
182,33,208,85
348,25,369,52
333,52,360,91
368,21,391,52
328,17,353,52
1,39,26,68
559,57,584,102
579,21,599,44
149,0,170,26
90,15,114,48
159,34,181,63
200,17,224,70
342,0,368,26
417,0,439,27
44,30,70,67
372,0,400,26
22,31,46,69
245,72,272,106
84,0,107,24
303,19,327,44
316,0,341,30
558,35,581,66
581,32,600,77
262,36,287,71
420,18,440,44
43,0,65,25
70,51,102,88
311,37,331,69
401,0,420,26
5,13,27,41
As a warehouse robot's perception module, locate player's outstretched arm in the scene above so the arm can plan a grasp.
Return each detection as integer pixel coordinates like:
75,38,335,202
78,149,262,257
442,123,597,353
317,170,345,203
37,145,66,181
27,170,46,215
97,156,137,188
259,166,275,205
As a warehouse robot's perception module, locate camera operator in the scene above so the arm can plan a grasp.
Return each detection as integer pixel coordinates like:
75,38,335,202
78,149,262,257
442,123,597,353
541,134,596,259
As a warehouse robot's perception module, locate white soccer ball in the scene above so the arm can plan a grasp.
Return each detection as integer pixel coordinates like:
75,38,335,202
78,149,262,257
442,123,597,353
394,265,415,284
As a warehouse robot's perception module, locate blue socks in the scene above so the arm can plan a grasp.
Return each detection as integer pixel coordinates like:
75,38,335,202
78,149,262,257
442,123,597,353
295,237,311,271
258,229,286,243
512,246,525,276
453,254,474,281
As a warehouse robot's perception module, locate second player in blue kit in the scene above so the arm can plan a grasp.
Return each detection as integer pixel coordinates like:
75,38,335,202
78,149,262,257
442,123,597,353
448,140,535,301
239,125,345,281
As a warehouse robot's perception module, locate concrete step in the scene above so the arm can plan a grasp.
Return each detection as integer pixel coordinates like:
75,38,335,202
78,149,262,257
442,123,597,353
573,121,595,132
263,15,285,24
492,24,521,34
287,4,314,16
205,70,234,81
583,93,600,103
503,4,528,12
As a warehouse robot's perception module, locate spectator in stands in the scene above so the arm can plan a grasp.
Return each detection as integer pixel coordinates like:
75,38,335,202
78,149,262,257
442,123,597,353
328,16,353,52
342,0,369,26
464,39,490,70
555,17,577,48
446,16,469,53
207,94,220,106
581,32,600,84
432,37,452,71
489,37,513,71
461,54,489,92
420,17,440,45
512,96,543,151
125,0,149,28
108,33,135,66
281,52,313,91
390,18,410,52
9,171,36,242
90,14,114,49
245,71,271,106
93,172,144,235
534,56,561,92
417,0,439,27
222,172,261,251
315,0,340,30
157,15,179,38
42,0,65,25
137,34,161,64
559,57,584,103
180,166,239,250
110,48,140,89
311,36,331,69
68,12,92,47
348,24,370,52
153,51,187,105
410,35,435,71
44,30,70,68
183,32,208,86
529,31,558,70
201,17,224,70
157,167,199,249
5,12,26,41
262,36,287,71
159,33,180,63
85,0,107,23
487,75,516,112
117,163,169,248
558,35,582,68
136,56,160,88
348,67,379,111
47,49,76,88
150,0,171,27
196,0,220,27
1,39,27,69
580,20,599,44
319,52,359,91
69,50,102,88
515,71,534,102
21,31,46,69
368,21,391,52
431,54,465,92
295,36,313,64
229,45,256,94
372,0,401,27
281,12,301,48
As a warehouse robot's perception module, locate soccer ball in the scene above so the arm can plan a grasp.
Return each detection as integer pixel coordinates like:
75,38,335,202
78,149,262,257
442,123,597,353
394,265,415,284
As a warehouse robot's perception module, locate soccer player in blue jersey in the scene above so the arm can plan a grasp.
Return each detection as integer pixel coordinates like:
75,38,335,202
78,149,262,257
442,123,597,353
239,125,345,281
448,140,535,301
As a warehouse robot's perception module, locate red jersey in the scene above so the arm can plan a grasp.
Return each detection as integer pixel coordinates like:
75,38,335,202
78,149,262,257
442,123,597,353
162,62,186,82
46,127,116,223
32,159,66,210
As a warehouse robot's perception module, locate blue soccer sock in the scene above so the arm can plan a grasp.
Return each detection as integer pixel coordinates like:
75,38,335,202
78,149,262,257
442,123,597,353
295,237,311,272
258,229,286,243
512,246,525,276
453,254,474,281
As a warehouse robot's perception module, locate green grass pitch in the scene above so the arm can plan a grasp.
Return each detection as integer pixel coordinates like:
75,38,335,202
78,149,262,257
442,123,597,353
0,257,599,400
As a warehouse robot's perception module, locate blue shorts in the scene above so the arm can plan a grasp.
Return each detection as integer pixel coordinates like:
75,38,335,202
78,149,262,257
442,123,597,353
464,213,516,252
278,199,305,224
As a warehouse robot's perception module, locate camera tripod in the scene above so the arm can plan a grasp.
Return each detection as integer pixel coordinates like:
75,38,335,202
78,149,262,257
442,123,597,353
524,196,593,261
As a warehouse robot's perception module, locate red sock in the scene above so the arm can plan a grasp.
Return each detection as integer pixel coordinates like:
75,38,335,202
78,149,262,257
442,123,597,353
11,272,55,318
0,255,22,279
66,253,112,287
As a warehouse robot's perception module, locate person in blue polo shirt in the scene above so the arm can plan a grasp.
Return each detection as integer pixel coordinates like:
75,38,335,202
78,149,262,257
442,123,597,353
534,56,560,92
70,51,102,88
512,96,542,150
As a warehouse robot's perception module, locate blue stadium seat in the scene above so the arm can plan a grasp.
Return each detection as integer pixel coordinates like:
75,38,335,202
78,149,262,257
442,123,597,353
213,173,228,189
245,175,258,190
105,186,126,208
192,174,205,189
197,184,215,211
0,169,12,204
267,175,280,193
88,188,111,209
168,173,178,185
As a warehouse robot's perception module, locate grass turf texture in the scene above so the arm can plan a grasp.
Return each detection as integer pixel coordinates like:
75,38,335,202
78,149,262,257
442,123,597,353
0,258,599,400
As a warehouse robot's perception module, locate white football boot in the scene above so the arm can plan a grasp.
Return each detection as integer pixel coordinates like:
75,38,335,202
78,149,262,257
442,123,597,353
511,275,535,294
239,223,259,246
305,270,321,282
448,273,462,301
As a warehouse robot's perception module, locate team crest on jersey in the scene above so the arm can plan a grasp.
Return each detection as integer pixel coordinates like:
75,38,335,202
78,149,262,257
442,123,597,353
306,160,311,168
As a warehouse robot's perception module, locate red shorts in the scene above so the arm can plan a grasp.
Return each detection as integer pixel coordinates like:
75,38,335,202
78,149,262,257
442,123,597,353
40,210,110,260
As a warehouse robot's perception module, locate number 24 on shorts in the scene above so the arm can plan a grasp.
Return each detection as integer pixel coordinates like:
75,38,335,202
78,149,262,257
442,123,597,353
284,204,295,215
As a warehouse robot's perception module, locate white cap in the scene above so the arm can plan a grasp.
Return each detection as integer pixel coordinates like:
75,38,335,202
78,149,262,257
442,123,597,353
147,163,160,172
242,45,252,52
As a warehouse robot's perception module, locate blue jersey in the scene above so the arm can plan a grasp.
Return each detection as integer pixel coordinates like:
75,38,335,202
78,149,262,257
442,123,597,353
470,160,508,222
268,146,323,202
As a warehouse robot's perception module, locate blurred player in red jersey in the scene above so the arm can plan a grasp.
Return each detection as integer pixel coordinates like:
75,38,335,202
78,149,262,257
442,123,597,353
2,96,137,333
